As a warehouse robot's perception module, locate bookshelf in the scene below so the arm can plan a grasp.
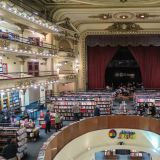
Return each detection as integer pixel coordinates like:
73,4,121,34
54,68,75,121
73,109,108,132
0,126,27,160
134,91,160,116
49,92,113,120
1,93,9,109
0,91,21,112
0,96,2,110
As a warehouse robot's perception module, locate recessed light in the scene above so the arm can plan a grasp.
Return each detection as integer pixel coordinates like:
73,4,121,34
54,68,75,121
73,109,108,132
120,15,128,19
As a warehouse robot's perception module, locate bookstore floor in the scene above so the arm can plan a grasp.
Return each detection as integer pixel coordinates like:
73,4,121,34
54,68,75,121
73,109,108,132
25,121,71,160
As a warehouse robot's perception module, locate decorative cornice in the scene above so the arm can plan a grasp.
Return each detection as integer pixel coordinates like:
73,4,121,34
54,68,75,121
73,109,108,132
107,22,143,32
18,43,32,51
15,79,36,87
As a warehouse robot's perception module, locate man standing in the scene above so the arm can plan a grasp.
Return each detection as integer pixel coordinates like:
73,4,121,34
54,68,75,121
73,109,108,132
44,110,51,133
72,102,80,121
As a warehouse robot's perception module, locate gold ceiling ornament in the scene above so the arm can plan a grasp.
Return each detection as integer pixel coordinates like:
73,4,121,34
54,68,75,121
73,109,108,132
41,32,47,40
18,43,32,51
0,39,10,47
16,55,29,65
15,23,29,34
58,17,75,32
107,22,143,32
88,13,112,20
136,13,160,19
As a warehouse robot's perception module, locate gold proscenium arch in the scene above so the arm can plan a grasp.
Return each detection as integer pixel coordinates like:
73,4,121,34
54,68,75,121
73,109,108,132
79,30,160,91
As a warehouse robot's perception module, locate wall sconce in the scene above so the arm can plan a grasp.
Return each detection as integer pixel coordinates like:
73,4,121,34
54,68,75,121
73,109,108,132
56,63,62,74
74,60,80,73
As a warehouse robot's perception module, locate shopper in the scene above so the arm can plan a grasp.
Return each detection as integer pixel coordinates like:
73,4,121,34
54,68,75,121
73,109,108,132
44,110,51,134
151,105,156,117
72,102,80,121
2,138,17,160
55,111,61,132
94,105,100,116
23,110,29,120
60,114,64,128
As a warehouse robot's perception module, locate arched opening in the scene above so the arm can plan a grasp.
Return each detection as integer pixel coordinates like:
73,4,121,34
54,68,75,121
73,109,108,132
105,47,142,88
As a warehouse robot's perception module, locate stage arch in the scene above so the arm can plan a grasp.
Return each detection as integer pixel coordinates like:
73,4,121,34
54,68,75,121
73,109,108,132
86,35,160,90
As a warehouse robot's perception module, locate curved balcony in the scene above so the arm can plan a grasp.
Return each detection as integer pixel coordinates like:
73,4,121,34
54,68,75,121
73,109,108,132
0,36,57,57
0,71,58,90
58,48,75,58
37,115,160,160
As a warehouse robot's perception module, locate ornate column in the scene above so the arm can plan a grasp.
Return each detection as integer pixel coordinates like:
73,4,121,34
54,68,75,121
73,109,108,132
53,82,59,96
15,23,28,42
17,55,29,76
42,58,48,71
19,89,26,111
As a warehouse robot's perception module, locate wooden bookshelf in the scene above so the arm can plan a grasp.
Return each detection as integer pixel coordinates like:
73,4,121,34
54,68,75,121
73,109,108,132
49,92,113,120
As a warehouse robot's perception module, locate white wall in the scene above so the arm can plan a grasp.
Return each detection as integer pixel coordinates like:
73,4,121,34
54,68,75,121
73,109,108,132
24,89,29,106
0,54,21,73
28,87,40,103
54,129,160,160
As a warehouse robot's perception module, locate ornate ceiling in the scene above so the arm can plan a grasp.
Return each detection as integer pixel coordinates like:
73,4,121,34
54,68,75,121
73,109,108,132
10,0,160,33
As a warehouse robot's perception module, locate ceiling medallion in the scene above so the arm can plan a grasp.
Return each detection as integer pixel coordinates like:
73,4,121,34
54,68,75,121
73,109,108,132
88,13,112,20
113,12,134,20
107,22,143,32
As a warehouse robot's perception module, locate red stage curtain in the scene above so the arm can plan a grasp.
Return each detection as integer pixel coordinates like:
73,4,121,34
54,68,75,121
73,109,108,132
129,46,160,88
87,46,117,90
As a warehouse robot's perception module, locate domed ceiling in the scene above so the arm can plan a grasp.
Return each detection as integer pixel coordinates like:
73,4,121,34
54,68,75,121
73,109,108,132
10,0,160,33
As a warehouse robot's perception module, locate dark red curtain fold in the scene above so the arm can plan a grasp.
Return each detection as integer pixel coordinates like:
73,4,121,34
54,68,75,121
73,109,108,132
87,46,117,90
129,46,160,88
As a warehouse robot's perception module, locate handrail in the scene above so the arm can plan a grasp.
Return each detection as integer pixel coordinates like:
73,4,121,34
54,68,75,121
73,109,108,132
0,71,58,80
37,115,160,160
0,35,56,50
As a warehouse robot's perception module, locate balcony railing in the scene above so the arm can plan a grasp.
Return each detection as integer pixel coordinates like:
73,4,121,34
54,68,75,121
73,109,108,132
9,0,54,23
59,70,75,74
0,71,57,80
0,34,56,50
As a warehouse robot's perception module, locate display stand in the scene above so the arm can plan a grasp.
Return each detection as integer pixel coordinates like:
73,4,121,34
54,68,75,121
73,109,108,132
38,111,55,129
0,126,27,160
26,127,40,141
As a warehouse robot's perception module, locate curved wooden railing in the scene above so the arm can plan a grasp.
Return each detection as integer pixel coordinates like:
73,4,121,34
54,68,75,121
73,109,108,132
37,115,160,160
